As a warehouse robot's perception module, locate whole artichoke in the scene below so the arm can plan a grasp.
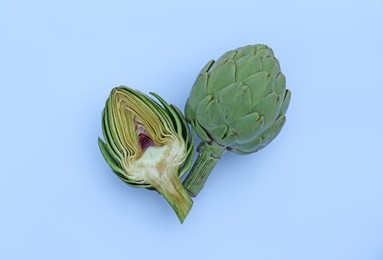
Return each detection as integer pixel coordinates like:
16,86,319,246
183,44,291,196
98,86,194,223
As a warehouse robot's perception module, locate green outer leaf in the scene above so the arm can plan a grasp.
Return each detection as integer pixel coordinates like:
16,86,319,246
102,104,123,165
228,112,264,144
178,140,194,177
214,50,237,64
254,46,274,59
195,95,221,131
235,54,263,81
221,132,237,146
242,71,274,104
251,92,279,129
170,104,189,140
233,115,286,154
234,45,257,59
280,89,291,116
206,58,236,94
192,120,210,143
262,56,280,73
150,92,182,135
98,138,125,176
199,59,215,74
170,104,194,154
210,124,228,141
214,82,252,124
274,72,286,94
185,72,209,120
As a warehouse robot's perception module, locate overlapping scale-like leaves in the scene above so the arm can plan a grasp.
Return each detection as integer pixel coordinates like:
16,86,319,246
186,44,291,154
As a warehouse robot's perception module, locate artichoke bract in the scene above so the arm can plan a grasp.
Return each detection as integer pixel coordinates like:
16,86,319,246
98,86,194,223
183,44,291,196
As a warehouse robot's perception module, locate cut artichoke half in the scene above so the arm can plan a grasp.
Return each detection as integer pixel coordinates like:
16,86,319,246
98,86,194,223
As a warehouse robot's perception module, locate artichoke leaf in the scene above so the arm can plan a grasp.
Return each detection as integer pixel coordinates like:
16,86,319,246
207,58,236,94
280,89,291,116
214,82,252,123
235,54,263,81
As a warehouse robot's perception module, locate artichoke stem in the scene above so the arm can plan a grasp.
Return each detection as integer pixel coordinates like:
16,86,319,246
153,178,193,224
183,141,226,197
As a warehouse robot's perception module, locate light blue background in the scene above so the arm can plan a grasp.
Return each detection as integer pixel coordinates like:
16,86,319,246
1,0,383,259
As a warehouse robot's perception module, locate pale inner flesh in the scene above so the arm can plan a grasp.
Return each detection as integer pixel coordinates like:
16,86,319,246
124,139,185,186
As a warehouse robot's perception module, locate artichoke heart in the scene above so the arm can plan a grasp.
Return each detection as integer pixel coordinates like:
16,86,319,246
98,86,194,223
184,44,291,196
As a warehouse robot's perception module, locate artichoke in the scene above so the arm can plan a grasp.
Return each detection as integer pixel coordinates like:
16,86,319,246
183,44,291,196
98,86,194,223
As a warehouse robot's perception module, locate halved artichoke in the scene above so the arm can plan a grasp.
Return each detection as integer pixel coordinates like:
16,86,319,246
98,86,194,223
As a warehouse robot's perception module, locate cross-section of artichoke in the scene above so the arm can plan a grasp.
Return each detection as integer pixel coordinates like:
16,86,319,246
183,44,291,196
98,86,194,223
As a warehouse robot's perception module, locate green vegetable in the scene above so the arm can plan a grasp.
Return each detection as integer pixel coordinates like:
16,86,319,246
98,86,194,223
183,44,291,196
